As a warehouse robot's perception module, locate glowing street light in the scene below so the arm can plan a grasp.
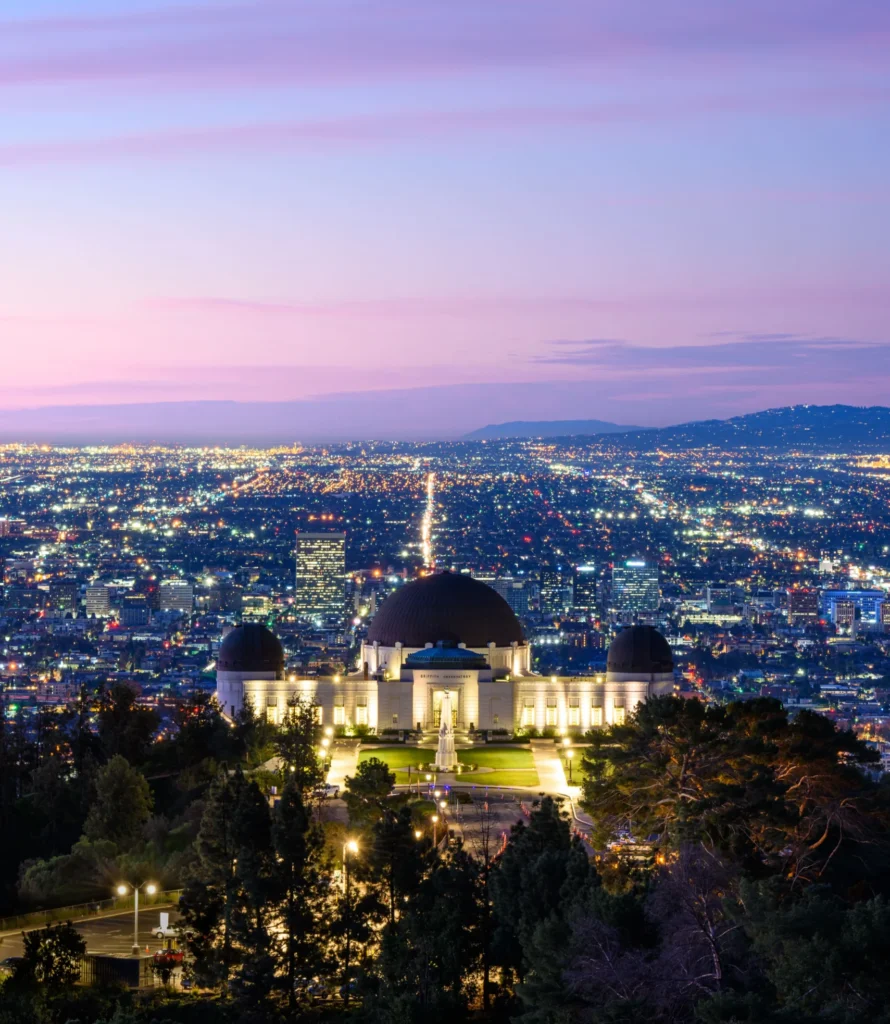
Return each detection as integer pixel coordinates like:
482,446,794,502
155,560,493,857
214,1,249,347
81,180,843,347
431,814,439,845
414,830,422,840
116,881,157,955
565,748,574,783
342,839,359,1003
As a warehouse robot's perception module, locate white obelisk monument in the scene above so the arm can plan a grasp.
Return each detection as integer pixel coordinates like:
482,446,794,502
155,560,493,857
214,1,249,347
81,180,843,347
435,690,457,771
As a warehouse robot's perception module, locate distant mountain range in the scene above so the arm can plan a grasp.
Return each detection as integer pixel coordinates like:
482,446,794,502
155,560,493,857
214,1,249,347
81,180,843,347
464,418,639,440
468,405,890,451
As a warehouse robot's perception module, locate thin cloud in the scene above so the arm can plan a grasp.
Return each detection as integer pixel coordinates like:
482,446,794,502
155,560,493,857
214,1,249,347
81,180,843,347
1,0,888,93
3,87,889,167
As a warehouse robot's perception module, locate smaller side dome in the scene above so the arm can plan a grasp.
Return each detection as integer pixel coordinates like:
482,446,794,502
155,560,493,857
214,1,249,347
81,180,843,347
218,623,285,675
606,625,673,675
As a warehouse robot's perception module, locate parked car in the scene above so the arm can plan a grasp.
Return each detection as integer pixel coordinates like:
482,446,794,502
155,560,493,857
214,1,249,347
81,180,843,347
313,783,340,798
154,912,179,939
0,957,22,975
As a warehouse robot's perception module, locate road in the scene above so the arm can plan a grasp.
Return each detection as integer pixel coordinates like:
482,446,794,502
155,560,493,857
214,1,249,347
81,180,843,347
0,907,183,959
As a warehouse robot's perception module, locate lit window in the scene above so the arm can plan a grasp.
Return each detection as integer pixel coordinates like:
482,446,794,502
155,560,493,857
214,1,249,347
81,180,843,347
545,700,558,727
356,704,368,726
568,700,580,727
391,713,399,726
333,705,345,726
521,701,535,727
314,705,323,724
265,706,278,725
613,706,626,726
592,706,604,727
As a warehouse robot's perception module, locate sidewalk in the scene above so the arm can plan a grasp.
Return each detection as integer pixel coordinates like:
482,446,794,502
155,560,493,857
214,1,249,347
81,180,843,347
326,740,361,789
528,739,569,794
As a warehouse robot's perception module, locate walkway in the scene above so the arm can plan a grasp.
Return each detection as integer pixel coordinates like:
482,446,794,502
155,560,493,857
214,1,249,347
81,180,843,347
528,739,570,795
326,739,361,789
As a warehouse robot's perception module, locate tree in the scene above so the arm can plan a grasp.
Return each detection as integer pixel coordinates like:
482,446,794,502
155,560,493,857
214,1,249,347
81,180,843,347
275,696,322,793
343,757,395,828
490,796,597,982
180,769,247,994
580,696,889,886
13,921,86,992
271,779,332,1010
82,755,153,851
97,683,159,764
365,805,426,928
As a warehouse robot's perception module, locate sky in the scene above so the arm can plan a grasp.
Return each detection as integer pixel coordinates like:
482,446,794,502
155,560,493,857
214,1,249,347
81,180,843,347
1,0,889,438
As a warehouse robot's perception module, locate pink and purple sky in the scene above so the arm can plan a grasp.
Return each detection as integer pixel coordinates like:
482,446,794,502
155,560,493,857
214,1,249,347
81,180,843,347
1,0,889,438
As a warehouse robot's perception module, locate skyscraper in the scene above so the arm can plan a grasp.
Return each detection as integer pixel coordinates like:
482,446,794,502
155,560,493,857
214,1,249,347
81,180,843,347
540,568,573,615
611,560,659,614
295,532,346,623
573,565,597,613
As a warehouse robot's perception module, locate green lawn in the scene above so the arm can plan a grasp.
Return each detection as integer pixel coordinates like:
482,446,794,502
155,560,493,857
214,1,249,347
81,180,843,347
465,769,540,787
458,747,535,770
358,747,434,770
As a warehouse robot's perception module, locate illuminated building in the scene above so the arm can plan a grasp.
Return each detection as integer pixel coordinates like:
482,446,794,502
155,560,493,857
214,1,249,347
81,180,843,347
787,588,819,626
611,561,659,614
216,573,674,733
540,568,573,615
820,589,885,626
573,564,597,613
295,532,346,624
86,584,112,618
159,579,194,615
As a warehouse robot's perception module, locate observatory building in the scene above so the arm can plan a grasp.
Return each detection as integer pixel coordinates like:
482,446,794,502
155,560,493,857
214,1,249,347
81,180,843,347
215,572,674,733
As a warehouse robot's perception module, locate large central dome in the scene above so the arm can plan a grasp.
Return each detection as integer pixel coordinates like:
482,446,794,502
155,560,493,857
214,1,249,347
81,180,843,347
367,572,524,648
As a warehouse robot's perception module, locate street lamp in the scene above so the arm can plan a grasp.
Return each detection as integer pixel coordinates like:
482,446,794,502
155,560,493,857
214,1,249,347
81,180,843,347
565,748,574,783
562,736,571,747
116,881,157,955
342,840,359,1003
414,830,422,840
431,814,439,846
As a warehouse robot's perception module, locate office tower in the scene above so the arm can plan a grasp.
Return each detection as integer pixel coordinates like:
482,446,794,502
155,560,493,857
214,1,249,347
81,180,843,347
473,575,513,603
820,589,885,626
540,568,573,615
881,602,890,633
48,577,79,613
832,600,857,633
159,579,194,614
295,532,346,623
506,580,530,616
119,594,150,627
611,560,659,613
787,588,819,626
573,565,597,613
86,584,112,618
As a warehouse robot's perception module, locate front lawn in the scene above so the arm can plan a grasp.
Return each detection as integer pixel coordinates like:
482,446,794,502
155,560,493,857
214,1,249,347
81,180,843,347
458,747,535,770
358,747,434,770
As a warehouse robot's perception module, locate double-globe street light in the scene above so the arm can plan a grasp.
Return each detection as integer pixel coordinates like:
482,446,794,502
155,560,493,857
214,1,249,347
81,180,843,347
116,881,157,955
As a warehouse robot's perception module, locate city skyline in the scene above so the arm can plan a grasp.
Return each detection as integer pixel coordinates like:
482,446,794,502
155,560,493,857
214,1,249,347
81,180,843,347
2,0,889,432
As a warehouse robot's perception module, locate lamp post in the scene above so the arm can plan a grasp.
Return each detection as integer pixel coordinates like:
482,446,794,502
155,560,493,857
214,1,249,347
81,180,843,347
565,748,574,783
431,814,439,846
342,839,358,1003
117,881,157,955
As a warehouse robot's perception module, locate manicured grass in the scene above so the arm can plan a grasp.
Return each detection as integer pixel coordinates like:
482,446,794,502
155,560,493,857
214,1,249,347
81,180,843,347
358,747,434,770
465,769,540,788
458,747,535,770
